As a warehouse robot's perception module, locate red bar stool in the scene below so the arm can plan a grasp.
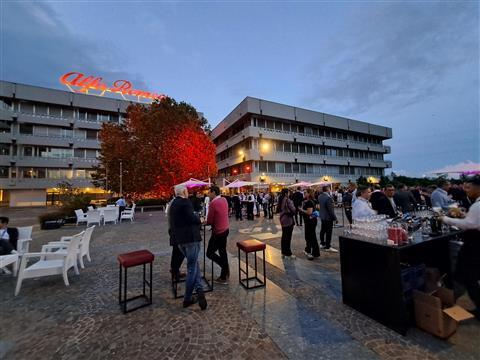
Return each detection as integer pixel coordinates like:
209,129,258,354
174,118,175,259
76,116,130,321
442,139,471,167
117,250,154,313
237,240,266,289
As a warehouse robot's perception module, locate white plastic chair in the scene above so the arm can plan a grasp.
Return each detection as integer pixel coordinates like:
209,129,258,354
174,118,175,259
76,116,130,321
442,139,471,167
120,206,135,222
45,225,95,269
103,209,117,225
87,206,94,211
75,209,87,226
86,210,101,226
17,226,33,254
15,233,82,296
0,253,19,276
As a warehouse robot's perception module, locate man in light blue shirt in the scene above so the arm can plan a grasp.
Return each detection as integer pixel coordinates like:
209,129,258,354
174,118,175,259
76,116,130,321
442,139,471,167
115,196,126,220
431,180,455,210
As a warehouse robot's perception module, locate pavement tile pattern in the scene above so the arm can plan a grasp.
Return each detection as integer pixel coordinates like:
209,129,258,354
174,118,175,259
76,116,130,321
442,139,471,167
0,208,478,360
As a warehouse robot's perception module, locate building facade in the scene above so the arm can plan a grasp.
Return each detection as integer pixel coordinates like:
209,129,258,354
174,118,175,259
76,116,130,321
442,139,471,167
212,97,392,187
0,81,136,207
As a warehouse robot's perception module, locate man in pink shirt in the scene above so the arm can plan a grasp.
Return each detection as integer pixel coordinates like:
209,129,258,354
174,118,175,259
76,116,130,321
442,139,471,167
205,185,230,284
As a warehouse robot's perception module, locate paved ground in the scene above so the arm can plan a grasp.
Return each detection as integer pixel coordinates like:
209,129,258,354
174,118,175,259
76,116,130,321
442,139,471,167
0,208,479,360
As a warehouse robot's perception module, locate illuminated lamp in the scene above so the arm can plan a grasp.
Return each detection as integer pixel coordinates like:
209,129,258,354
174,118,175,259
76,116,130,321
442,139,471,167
233,169,238,174
238,150,244,156
261,142,270,151
245,166,251,172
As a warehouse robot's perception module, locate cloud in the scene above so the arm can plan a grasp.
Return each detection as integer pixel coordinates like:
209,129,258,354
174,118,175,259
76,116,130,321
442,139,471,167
0,2,150,91
303,2,478,116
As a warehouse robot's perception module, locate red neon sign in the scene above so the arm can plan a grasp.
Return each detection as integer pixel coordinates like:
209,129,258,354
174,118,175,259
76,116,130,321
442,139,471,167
60,72,166,102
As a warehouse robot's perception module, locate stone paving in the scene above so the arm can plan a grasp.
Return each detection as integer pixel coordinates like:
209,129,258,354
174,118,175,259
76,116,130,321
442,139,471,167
0,208,479,360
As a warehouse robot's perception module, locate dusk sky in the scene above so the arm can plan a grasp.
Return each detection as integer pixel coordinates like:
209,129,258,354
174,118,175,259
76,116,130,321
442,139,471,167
1,1,478,177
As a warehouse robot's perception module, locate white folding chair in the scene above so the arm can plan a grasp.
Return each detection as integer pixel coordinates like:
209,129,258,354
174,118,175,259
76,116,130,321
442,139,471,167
75,209,88,226
86,210,101,226
17,226,33,254
15,234,82,296
87,206,94,212
103,209,118,225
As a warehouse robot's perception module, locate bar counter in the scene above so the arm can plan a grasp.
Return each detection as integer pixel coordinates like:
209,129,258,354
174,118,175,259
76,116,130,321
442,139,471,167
339,231,461,335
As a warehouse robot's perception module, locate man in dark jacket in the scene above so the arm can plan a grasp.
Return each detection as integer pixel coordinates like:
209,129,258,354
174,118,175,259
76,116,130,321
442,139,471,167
370,185,398,218
394,184,417,213
169,185,207,310
292,188,304,226
318,186,338,252
0,216,19,255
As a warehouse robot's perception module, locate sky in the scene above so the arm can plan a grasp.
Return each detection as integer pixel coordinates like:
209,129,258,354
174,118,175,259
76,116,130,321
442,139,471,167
1,0,479,177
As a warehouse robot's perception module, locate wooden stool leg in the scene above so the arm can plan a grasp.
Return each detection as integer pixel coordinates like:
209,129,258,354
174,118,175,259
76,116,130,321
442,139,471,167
263,249,266,285
246,251,249,289
119,264,122,304
254,251,258,281
149,262,153,304
238,247,241,284
123,267,127,314
143,263,146,297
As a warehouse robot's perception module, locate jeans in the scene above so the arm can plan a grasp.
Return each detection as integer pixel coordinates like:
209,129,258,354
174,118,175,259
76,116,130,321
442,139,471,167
281,225,294,256
207,230,230,279
178,242,203,301
320,220,334,248
170,245,185,279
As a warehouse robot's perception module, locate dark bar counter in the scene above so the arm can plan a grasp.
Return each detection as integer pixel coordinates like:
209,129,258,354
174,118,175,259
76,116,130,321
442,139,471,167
339,231,461,335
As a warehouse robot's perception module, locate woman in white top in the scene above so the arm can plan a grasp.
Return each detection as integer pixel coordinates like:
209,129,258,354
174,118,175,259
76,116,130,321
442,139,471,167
352,185,377,220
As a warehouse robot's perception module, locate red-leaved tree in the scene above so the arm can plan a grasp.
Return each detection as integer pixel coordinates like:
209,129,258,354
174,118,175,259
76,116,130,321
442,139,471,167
92,97,217,198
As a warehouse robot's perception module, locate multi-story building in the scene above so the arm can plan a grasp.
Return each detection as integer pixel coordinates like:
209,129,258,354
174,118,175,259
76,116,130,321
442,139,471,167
0,80,135,207
212,97,392,188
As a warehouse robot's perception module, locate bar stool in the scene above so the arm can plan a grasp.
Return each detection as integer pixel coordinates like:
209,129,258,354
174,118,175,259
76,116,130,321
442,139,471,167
117,250,154,313
237,239,266,289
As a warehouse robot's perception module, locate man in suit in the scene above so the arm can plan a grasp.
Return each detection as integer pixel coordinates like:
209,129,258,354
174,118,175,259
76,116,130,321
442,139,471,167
371,185,398,218
0,216,19,255
318,186,338,252
394,184,417,213
169,185,207,310
292,188,304,226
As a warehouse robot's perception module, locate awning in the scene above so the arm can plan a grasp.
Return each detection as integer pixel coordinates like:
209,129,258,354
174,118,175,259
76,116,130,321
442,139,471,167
175,178,210,188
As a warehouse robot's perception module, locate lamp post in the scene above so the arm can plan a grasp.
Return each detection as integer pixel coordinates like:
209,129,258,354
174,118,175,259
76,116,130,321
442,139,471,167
119,159,123,196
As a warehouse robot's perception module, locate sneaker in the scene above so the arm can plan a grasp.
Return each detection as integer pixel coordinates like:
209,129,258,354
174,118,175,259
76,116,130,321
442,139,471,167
214,277,229,285
307,254,314,260
303,250,310,256
183,296,198,308
197,291,207,310
320,245,326,249
325,247,338,253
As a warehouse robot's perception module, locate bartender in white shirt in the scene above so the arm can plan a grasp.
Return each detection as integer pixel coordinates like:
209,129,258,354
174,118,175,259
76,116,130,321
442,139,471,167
352,185,377,220
440,175,480,320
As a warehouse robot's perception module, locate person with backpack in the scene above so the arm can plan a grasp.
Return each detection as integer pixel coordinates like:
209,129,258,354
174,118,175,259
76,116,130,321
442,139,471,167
278,188,296,258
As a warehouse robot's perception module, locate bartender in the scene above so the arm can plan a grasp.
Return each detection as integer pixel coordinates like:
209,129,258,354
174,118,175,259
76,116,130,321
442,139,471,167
440,175,480,321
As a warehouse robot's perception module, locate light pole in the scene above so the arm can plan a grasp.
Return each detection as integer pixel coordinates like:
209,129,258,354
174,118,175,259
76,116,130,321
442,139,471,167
119,159,123,196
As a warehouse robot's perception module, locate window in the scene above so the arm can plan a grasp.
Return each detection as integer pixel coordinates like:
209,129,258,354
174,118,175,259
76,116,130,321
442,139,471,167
276,163,285,173
306,164,313,174
85,149,97,158
266,120,274,129
75,169,86,178
86,130,97,140
98,113,110,122
73,149,85,159
110,114,120,123
275,121,282,131
20,123,33,135
299,144,305,154
34,104,48,116
259,161,267,172
298,125,304,134
23,147,33,156
34,126,48,136
0,166,8,178
258,119,265,128
292,163,300,173
20,102,33,113
0,143,9,155
87,112,97,122
283,143,291,152
305,127,312,135
0,121,10,133
313,145,319,154
306,145,312,154
283,123,291,132
79,110,88,120
74,129,86,139
299,164,306,173
285,163,292,173
63,108,74,118
49,106,62,117
267,162,276,173
292,143,298,153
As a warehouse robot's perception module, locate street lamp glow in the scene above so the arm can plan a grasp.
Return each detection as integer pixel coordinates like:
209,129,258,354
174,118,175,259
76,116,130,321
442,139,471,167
238,150,244,156
261,142,269,152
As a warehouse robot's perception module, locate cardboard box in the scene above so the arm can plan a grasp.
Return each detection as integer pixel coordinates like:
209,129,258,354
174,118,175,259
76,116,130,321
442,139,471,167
413,288,474,339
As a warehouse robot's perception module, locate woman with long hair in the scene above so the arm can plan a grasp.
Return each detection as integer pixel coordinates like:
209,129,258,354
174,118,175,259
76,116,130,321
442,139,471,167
278,188,296,258
300,189,320,260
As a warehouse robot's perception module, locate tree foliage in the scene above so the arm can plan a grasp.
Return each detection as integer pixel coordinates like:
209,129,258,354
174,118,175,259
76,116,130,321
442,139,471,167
92,97,217,197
